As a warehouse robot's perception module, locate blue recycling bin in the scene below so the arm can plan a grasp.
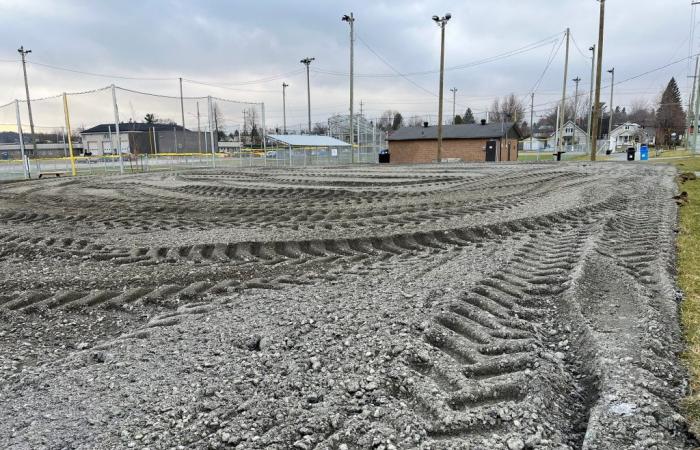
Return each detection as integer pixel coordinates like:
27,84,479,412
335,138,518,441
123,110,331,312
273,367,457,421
640,145,649,161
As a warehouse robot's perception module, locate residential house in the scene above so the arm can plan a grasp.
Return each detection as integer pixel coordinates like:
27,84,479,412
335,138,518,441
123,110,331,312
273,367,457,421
609,122,656,150
545,120,588,150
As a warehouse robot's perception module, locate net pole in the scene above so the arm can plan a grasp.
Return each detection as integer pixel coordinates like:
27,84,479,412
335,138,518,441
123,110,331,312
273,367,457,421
208,96,216,168
111,85,124,174
262,102,267,167
61,93,78,177
15,99,30,179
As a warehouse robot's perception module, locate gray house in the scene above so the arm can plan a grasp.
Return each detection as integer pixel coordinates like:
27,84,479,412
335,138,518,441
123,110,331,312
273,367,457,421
80,123,211,155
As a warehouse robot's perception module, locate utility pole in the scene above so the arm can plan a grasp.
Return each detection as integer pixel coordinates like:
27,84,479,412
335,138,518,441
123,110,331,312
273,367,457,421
693,62,700,153
179,77,185,131
433,13,452,163
342,13,355,161
591,0,606,161
572,77,581,129
282,82,288,134
557,28,570,154
588,45,595,154
450,87,458,124
300,57,315,134
530,92,536,161
18,46,37,156
608,68,615,143
687,56,699,150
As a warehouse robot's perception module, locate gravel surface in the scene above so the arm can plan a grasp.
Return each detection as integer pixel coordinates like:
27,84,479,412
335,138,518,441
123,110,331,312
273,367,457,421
0,162,696,449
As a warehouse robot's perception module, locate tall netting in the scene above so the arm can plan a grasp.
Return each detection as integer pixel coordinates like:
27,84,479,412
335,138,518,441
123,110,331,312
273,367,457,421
0,101,28,180
0,81,384,180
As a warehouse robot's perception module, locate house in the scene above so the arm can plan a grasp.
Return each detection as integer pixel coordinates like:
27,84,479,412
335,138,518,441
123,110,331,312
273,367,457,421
80,123,208,155
609,122,656,150
545,120,588,149
387,121,522,163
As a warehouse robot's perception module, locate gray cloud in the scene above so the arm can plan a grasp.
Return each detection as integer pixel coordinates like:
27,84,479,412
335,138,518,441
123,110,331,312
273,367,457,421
0,0,693,131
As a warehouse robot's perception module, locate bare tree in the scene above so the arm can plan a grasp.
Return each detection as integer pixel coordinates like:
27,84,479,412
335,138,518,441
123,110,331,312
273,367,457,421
312,122,328,135
377,110,400,131
489,94,525,123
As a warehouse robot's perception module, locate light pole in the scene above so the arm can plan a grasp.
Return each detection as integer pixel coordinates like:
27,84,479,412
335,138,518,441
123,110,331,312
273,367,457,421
607,68,615,142
433,13,452,163
282,82,288,134
450,87,458,124
300,57,315,134
18,46,37,157
342,13,355,161
588,45,595,153
591,0,606,161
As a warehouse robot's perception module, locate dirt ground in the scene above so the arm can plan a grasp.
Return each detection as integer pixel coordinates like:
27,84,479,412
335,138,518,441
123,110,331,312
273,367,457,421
0,163,696,449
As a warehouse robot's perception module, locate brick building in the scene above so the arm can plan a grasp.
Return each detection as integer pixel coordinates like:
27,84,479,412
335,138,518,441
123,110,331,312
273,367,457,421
387,121,522,164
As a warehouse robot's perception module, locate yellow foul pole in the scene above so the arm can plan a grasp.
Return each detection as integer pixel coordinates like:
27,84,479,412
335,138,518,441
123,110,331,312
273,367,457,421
62,93,77,176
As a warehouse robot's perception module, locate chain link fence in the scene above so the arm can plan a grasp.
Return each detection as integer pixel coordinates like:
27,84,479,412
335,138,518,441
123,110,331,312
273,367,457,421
0,86,380,181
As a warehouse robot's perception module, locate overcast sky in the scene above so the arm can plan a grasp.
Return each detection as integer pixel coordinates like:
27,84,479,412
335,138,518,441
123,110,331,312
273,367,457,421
0,0,695,132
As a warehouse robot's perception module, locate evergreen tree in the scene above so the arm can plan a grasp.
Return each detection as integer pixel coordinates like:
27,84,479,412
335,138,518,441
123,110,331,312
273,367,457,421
392,113,404,130
463,108,475,124
656,77,685,145
454,115,463,124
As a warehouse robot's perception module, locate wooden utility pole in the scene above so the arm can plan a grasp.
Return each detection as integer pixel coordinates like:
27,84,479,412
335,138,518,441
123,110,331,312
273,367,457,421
557,28,570,154
591,0,606,161
688,56,699,150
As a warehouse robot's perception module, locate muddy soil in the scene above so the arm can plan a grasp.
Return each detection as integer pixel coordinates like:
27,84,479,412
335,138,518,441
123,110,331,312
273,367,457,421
0,163,695,449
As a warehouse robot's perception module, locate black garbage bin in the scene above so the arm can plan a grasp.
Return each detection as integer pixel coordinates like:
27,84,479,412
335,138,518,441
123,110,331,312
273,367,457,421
378,149,390,163
627,147,635,161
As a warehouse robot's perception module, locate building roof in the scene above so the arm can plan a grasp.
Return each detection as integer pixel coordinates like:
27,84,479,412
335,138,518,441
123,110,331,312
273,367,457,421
267,134,351,147
387,122,521,141
81,122,188,134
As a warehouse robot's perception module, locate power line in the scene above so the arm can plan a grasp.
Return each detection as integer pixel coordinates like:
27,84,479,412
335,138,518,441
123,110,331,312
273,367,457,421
314,31,563,78
355,35,438,97
28,61,175,81
569,32,592,61
181,78,279,93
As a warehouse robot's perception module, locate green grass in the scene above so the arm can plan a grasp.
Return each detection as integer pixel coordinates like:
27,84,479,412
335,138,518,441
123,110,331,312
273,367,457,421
653,156,700,434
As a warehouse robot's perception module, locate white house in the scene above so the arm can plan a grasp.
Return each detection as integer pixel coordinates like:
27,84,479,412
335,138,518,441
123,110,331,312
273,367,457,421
546,120,588,149
609,123,656,150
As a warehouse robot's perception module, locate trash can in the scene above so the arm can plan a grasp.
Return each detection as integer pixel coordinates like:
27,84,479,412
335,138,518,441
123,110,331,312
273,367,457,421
378,149,390,164
640,145,649,161
627,147,636,161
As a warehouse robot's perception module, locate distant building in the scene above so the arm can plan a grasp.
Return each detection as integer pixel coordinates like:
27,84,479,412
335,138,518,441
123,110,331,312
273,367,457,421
80,122,211,155
521,120,588,152
609,122,656,149
387,121,521,163
546,120,588,148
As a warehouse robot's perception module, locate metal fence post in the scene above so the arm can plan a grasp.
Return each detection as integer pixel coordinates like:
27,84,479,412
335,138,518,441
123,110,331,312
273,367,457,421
207,96,216,168
111,84,124,174
14,99,30,179
62,93,78,176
